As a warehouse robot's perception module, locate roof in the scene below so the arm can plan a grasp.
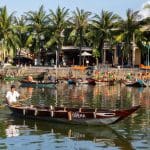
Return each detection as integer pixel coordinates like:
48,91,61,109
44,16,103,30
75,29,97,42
62,46,92,51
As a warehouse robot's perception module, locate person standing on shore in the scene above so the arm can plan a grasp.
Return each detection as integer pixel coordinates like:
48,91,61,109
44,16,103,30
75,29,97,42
6,85,20,105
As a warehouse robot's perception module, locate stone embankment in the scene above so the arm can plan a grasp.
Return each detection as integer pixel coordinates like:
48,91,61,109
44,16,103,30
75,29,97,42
0,66,149,81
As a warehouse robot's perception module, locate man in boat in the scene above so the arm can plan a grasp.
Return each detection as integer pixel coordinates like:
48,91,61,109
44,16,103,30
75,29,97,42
6,85,20,105
27,75,34,82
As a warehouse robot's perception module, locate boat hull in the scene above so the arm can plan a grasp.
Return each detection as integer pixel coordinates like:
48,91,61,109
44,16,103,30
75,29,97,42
8,105,140,125
125,80,147,87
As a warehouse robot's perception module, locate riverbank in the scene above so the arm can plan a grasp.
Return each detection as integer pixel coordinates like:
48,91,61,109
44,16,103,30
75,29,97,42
0,66,149,81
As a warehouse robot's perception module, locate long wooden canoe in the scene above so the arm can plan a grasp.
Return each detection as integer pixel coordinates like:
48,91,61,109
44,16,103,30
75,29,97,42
8,105,140,125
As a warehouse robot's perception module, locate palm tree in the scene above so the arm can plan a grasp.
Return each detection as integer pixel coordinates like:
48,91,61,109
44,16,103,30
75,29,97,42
119,9,141,66
144,3,150,9
13,16,32,65
47,6,69,66
137,5,150,65
91,10,120,64
0,6,17,62
25,5,48,62
70,7,91,65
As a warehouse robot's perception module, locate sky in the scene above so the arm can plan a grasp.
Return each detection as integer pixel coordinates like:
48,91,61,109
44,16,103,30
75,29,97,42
0,0,149,18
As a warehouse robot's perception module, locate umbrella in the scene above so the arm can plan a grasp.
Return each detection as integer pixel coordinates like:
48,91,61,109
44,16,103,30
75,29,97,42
80,51,92,66
81,51,92,56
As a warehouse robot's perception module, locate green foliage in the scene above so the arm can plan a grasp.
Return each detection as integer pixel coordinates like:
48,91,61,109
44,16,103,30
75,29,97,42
92,48,100,58
0,5,149,65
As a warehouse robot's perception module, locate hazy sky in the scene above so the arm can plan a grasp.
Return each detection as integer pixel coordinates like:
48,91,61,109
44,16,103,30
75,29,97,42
0,0,149,18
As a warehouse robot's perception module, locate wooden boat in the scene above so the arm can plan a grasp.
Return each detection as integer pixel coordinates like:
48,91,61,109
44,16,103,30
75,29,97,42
62,77,76,85
95,79,116,86
20,80,57,88
140,64,150,70
77,78,96,85
3,76,21,81
124,79,147,87
67,78,76,85
8,105,140,125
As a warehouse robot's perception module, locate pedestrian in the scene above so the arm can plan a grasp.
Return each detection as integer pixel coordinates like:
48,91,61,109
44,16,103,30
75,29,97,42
6,85,20,105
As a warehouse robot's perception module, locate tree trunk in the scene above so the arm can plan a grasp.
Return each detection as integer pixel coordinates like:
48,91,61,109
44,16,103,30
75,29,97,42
79,45,82,65
79,29,83,66
96,58,99,67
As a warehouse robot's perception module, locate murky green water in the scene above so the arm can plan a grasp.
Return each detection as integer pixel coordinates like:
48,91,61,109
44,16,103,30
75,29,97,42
0,81,149,150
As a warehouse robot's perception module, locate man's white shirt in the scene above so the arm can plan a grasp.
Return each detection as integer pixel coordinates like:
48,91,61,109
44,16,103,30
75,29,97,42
6,91,20,103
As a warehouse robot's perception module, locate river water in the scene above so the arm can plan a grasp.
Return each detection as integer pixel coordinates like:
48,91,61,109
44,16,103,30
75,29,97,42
0,81,149,150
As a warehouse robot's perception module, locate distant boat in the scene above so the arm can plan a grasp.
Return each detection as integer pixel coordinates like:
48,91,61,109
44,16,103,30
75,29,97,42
3,76,22,81
124,79,148,87
140,64,150,70
8,105,140,125
77,78,96,85
67,78,76,85
20,80,57,88
95,79,116,86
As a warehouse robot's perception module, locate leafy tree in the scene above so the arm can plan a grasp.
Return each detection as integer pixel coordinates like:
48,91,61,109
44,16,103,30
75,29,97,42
25,5,48,54
47,6,69,66
119,9,141,66
91,10,120,64
144,3,150,9
70,7,91,65
0,6,17,62
13,16,30,64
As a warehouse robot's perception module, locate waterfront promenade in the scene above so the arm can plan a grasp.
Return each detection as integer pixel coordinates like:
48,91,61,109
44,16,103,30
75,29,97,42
0,65,149,81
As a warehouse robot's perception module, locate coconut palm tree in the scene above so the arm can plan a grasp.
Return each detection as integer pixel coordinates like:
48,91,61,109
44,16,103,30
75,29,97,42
25,5,48,56
0,6,17,62
47,6,69,66
144,3,150,9
119,9,141,66
91,10,120,64
70,7,91,65
13,16,33,65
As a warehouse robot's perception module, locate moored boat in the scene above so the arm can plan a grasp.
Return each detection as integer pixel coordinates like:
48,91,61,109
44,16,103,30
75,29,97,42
124,79,148,87
8,105,140,125
20,80,57,88
77,78,96,85
95,79,116,86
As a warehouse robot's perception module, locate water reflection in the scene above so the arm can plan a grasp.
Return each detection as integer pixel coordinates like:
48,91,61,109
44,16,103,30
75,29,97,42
0,81,149,150
1,81,149,109
3,118,134,150
5,125,20,137
18,83,149,109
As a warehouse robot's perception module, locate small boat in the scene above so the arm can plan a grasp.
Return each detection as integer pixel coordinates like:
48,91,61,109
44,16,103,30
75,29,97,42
8,105,140,125
77,78,96,85
67,78,76,85
62,77,76,85
20,80,57,88
124,79,147,87
140,64,150,70
3,76,20,81
95,79,116,86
